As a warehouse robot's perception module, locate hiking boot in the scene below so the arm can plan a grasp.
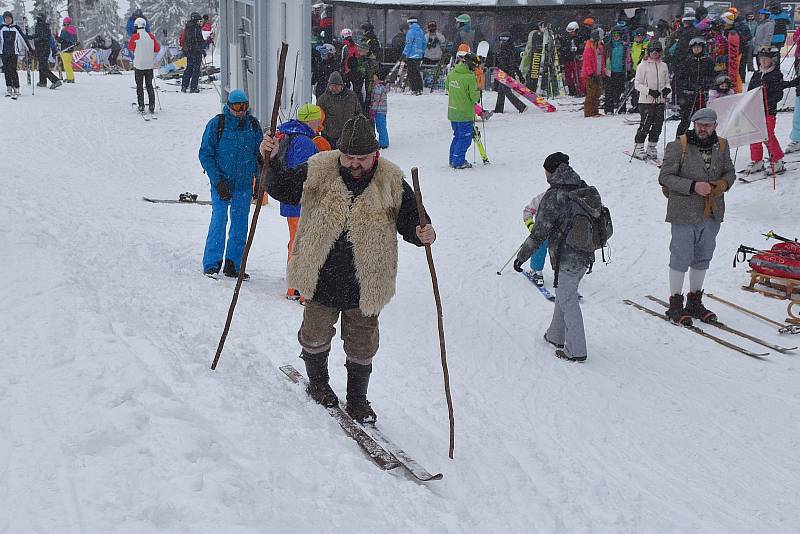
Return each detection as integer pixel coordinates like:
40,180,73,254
301,351,339,407
223,259,250,280
543,333,564,349
65,79,75,83
744,160,764,174
36,81,47,87
138,105,145,113
180,87,188,93
190,88,201,93
646,142,659,160
631,143,647,160
665,293,693,326
345,361,376,424
453,161,473,169
149,106,156,114
685,290,717,323
530,270,544,287
50,80,62,89
767,159,786,175
204,266,219,277
555,349,587,362
785,141,800,154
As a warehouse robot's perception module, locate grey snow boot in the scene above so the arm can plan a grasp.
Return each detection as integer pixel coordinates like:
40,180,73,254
345,360,376,424
301,350,338,407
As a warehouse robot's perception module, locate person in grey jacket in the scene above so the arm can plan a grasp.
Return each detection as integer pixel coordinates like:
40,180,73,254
658,108,735,325
514,152,593,362
753,9,774,61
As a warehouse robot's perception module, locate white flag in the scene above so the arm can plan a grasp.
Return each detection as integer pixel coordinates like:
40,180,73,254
707,87,768,148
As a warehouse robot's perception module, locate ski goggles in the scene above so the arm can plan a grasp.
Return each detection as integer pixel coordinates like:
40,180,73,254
229,101,249,112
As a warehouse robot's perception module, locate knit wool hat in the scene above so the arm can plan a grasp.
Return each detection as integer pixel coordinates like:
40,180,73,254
227,89,248,104
327,71,344,86
338,115,380,156
691,107,717,124
297,103,323,122
543,152,570,173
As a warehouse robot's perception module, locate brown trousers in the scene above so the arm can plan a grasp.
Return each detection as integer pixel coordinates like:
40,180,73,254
298,300,380,365
584,76,602,117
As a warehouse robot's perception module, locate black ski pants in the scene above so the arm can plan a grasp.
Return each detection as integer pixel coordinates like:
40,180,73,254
406,58,423,93
36,50,59,84
635,103,665,144
2,54,20,88
493,79,527,112
182,53,202,91
343,69,365,111
135,68,156,110
676,90,706,138
603,71,626,113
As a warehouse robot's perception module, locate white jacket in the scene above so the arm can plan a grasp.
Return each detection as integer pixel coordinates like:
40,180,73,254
634,58,670,104
1,24,31,56
132,29,155,70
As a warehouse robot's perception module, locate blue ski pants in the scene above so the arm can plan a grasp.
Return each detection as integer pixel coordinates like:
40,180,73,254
374,112,389,148
529,240,548,271
203,186,251,271
449,121,473,166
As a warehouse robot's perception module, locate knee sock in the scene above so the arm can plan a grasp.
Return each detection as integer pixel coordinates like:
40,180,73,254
688,268,706,293
669,269,685,296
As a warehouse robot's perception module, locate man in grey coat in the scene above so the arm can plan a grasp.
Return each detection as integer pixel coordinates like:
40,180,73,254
658,108,736,325
753,9,775,58
514,152,594,362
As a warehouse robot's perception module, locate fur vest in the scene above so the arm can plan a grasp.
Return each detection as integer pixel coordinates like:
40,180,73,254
287,151,406,316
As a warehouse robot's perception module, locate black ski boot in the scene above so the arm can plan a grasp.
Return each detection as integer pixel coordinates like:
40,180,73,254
345,361,376,424
665,293,693,326
223,259,250,280
301,350,338,407
686,290,717,323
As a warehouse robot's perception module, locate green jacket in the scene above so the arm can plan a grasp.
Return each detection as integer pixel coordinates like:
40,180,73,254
631,40,648,72
445,63,480,122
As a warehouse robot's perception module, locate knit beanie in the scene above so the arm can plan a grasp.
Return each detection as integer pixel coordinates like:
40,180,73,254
338,115,380,156
543,152,569,173
327,71,344,86
297,103,323,122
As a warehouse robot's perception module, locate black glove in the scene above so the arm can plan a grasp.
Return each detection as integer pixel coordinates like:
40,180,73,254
513,259,524,273
216,179,232,201
661,87,671,98
648,89,661,98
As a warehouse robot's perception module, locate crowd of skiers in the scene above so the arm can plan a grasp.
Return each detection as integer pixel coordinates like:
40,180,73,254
1,8,214,102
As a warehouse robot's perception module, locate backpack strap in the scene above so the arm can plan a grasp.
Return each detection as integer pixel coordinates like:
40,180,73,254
677,134,688,174
214,113,225,143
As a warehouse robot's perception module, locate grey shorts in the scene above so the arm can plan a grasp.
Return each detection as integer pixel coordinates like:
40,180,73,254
298,300,380,365
669,219,721,272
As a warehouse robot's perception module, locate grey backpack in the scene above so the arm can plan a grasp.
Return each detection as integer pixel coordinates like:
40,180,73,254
564,186,613,252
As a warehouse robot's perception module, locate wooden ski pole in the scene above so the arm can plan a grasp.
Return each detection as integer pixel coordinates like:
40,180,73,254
411,167,455,459
211,42,289,371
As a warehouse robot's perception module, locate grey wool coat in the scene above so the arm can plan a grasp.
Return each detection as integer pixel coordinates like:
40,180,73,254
658,135,736,225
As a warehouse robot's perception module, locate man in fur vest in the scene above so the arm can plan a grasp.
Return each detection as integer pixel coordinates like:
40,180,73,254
260,115,436,423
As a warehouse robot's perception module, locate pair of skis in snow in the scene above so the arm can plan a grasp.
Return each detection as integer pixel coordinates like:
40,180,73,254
279,365,442,482
132,102,158,121
624,295,796,359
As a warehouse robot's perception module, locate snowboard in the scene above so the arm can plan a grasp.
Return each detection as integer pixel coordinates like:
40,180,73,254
493,68,556,112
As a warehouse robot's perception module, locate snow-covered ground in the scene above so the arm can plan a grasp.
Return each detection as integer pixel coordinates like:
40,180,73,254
2,71,799,533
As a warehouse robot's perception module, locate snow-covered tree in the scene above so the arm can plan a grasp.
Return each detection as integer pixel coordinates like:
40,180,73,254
141,0,188,45
31,0,59,28
83,0,120,41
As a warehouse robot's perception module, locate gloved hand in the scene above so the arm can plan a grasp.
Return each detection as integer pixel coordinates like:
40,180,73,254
661,87,671,98
216,179,232,201
524,218,535,232
648,89,661,98
513,259,524,273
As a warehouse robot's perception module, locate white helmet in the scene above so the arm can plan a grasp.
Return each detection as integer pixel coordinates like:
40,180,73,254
340,28,352,38
566,21,579,32
134,17,146,29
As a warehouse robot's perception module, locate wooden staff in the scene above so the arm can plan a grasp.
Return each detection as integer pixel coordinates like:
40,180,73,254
411,167,455,459
211,42,289,371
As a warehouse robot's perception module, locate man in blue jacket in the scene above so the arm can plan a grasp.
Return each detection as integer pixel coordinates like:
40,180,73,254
125,9,151,38
198,89,264,278
769,4,792,48
403,16,426,95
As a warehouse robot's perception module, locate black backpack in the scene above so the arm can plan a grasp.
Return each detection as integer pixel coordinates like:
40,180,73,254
214,113,261,143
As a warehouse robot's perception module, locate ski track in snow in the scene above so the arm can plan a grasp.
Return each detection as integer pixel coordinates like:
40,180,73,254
1,72,799,533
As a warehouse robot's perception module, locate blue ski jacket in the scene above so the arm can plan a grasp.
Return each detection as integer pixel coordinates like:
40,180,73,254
403,23,426,59
276,119,319,217
198,105,264,191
